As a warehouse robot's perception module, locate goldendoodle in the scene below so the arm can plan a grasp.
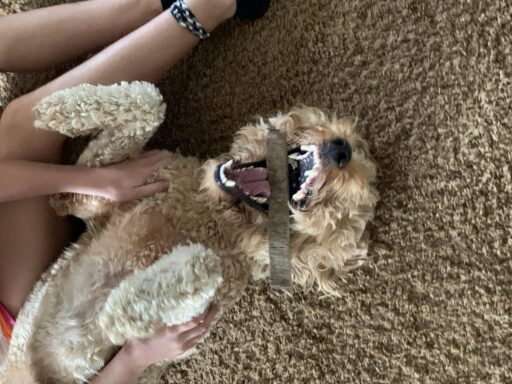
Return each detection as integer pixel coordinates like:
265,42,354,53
0,81,379,384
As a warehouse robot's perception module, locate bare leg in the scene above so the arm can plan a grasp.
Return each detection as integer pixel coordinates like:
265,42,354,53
0,0,234,162
0,0,163,72
0,0,236,316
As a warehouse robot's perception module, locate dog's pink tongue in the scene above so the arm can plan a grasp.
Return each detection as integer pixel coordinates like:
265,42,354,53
236,168,271,197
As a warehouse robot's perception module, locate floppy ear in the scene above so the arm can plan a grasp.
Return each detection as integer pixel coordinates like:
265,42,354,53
270,106,334,140
229,107,318,160
290,182,379,295
228,119,268,162
290,220,372,295
228,107,327,160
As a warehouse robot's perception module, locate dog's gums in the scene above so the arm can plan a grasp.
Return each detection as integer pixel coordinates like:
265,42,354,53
214,142,338,213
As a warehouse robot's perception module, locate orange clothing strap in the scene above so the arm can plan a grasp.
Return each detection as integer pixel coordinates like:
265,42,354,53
0,302,14,341
0,314,12,341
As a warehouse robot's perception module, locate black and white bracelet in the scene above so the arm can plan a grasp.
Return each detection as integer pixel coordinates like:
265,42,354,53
170,0,211,40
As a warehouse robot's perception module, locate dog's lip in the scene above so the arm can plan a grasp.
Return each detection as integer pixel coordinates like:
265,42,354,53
214,160,269,213
214,146,320,213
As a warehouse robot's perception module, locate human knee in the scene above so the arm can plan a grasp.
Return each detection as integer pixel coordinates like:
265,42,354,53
1,95,26,125
0,95,66,162
0,96,36,160
0,97,24,135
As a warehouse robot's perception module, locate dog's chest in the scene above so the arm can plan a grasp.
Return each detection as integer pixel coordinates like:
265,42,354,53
102,159,244,267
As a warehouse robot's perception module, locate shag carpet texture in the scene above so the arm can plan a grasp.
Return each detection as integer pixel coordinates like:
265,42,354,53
0,0,510,382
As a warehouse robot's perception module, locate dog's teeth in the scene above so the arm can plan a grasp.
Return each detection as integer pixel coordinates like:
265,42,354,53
250,196,268,203
293,190,306,201
225,160,233,169
288,153,300,160
306,170,319,180
220,165,227,183
225,180,235,187
301,145,316,152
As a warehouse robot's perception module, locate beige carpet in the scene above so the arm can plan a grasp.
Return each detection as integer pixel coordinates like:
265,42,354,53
1,0,511,383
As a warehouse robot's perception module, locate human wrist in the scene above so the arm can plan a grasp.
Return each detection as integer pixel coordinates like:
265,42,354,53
90,345,146,384
117,343,150,375
60,166,105,196
65,166,123,200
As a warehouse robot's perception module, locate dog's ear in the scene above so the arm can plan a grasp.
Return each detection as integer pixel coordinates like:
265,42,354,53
269,106,327,141
228,120,268,162
291,235,372,296
290,215,373,296
290,180,378,295
230,106,329,157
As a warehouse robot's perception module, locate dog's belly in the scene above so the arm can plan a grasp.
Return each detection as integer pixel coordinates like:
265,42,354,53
30,204,169,382
29,172,251,382
30,236,131,383
28,204,220,382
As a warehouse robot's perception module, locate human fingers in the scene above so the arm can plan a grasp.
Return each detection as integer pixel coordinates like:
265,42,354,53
135,152,175,177
148,153,175,171
139,149,162,158
178,320,209,342
144,150,174,165
179,334,206,355
173,304,219,333
131,150,173,168
200,303,220,327
133,181,170,199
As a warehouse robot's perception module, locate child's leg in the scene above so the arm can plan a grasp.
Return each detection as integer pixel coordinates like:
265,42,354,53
0,199,73,318
0,0,164,72
0,0,234,162
0,0,236,316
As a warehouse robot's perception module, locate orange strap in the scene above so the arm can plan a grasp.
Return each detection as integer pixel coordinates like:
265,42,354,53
0,314,12,341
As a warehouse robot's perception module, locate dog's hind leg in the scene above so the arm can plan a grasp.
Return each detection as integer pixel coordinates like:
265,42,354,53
33,81,166,152
97,244,222,346
33,81,167,219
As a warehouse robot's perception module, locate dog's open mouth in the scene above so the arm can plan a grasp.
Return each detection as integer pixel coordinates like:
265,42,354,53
214,145,321,213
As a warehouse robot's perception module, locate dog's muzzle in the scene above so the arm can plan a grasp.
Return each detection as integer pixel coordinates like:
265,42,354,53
214,140,351,213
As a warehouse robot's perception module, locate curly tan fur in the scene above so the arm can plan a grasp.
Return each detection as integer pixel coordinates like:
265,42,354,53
209,108,380,294
0,83,378,383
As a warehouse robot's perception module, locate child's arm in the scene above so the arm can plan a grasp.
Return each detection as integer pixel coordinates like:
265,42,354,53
0,150,174,203
90,304,219,384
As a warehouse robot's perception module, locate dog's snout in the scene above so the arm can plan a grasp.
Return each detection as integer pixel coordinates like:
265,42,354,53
321,139,352,168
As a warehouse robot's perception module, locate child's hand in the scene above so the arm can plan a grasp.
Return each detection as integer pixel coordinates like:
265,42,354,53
122,304,220,370
89,150,175,202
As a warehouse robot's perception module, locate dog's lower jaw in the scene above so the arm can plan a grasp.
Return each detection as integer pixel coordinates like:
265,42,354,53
201,159,237,204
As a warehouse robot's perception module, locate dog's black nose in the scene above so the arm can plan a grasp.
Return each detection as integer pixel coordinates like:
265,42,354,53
321,139,352,168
